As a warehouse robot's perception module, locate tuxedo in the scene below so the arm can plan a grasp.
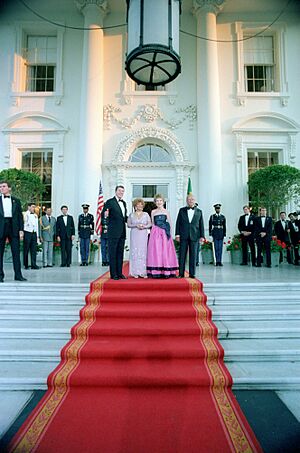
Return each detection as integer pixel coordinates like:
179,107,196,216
0,194,24,280
175,206,204,277
274,219,291,263
56,214,75,266
238,213,256,265
255,216,273,266
103,196,128,278
288,220,300,265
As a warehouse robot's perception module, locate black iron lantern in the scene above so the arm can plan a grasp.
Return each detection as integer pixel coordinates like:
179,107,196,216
126,0,181,87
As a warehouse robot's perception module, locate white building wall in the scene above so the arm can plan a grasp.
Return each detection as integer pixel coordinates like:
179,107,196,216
0,0,299,243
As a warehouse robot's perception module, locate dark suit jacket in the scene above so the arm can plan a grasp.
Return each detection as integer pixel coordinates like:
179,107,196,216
103,197,128,239
274,220,289,243
255,216,273,239
238,214,256,236
0,195,24,238
288,220,300,245
175,206,204,242
56,215,75,239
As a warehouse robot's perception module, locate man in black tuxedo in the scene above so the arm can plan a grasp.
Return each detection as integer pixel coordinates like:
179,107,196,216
274,211,291,263
255,207,273,267
0,180,26,282
103,185,128,280
56,205,75,267
175,194,204,278
288,212,300,265
238,205,256,266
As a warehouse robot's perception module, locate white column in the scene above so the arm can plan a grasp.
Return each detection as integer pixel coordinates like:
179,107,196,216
76,0,108,210
193,0,225,216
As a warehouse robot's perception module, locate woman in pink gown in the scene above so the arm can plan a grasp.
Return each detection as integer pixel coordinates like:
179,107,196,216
147,194,178,278
127,198,152,278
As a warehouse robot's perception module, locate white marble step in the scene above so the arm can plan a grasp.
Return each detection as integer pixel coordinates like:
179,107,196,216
0,360,299,391
215,320,300,338
0,337,298,362
228,362,300,390
0,304,298,320
221,338,300,362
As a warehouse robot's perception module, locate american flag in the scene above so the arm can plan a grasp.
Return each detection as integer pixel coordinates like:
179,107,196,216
95,180,104,235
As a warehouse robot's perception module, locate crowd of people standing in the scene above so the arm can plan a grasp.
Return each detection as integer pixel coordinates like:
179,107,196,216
1,179,299,283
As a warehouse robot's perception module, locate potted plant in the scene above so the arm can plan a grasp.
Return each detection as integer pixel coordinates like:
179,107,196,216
226,235,243,265
53,242,61,266
200,239,214,264
89,239,99,264
262,236,286,267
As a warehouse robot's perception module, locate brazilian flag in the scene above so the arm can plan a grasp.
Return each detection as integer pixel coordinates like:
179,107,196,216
187,177,192,195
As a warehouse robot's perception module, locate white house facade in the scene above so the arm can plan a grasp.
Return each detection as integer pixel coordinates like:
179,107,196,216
0,0,300,239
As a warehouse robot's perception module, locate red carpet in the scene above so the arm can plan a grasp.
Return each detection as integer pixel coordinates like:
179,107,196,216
10,268,261,453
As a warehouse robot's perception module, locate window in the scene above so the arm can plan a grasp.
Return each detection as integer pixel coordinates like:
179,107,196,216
132,184,169,214
21,149,53,207
129,144,172,162
24,36,57,92
244,36,275,92
247,150,279,175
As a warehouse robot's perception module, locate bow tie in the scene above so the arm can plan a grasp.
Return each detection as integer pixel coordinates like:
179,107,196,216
187,207,195,210
261,216,266,218
118,199,124,203
3,195,11,198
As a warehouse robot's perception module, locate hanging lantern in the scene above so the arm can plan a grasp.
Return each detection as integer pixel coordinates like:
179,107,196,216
126,0,181,87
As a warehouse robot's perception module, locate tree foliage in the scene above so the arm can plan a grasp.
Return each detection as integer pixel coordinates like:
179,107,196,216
248,165,300,212
0,168,45,210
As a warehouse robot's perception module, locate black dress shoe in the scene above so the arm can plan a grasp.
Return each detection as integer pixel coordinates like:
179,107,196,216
31,265,40,270
0,278,4,283
240,263,247,266
189,275,196,279
47,265,52,268
80,263,84,266
256,264,262,268
66,264,70,267
177,275,184,278
60,264,66,267
15,276,27,281
43,265,47,268
266,264,272,268
119,274,127,279
112,276,119,280
24,266,30,270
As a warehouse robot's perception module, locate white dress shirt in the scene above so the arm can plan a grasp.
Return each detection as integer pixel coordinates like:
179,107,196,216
1,194,12,218
261,216,266,228
24,211,39,233
116,196,125,217
245,214,249,227
63,215,68,226
187,207,195,223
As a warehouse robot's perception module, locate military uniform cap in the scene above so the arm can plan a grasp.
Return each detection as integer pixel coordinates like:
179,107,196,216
214,203,221,208
82,203,90,208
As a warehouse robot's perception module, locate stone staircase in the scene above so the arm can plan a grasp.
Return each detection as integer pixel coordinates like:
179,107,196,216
0,282,299,390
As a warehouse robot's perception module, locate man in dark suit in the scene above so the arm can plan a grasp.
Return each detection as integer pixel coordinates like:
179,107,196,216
0,180,26,282
78,203,94,266
209,203,226,266
175,194,204,278
274,211,291,263
56,205,75,267
238,205,256,266
255,207,273,267
103,185,128,280
288,212,300,265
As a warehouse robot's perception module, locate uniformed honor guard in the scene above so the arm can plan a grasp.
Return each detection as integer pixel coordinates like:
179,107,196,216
78,204,94,266
209,203,226,266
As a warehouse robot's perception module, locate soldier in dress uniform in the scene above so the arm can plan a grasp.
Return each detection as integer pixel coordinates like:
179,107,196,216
78,204,94,266
209,203,226,266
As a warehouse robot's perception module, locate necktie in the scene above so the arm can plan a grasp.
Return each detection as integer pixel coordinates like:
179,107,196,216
48,216,51,223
